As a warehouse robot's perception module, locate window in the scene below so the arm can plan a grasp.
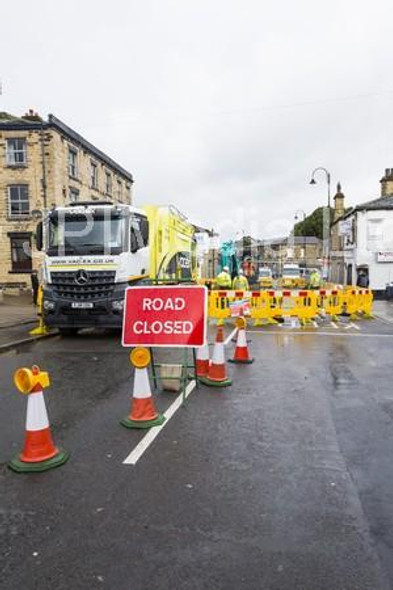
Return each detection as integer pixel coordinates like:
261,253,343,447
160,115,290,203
68,147,78,178
367,219,383,251
9,233,32,272
117,179,122,202
90,161,98,189
125,183,132,202
6,138,27,166
8,185,29,217
105,171,112,195
69,187,79,202
130,214,149,252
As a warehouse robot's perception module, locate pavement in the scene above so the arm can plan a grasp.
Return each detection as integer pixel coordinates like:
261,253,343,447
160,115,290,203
1,315,393,589
373,300,393,324
0,294,48,349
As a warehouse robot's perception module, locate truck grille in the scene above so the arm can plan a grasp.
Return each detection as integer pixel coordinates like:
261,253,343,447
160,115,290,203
50,270,116,301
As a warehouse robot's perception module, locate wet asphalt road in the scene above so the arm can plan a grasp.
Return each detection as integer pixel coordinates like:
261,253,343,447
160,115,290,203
1,318,393,590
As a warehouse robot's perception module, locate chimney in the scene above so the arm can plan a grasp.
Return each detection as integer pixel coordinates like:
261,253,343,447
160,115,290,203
333,182,345,220
380,168,393,197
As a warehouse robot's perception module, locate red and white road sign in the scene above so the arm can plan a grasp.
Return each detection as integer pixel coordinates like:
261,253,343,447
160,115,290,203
122,285,208,347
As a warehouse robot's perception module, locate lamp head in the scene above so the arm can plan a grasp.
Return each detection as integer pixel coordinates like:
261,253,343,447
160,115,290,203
309,178,317,185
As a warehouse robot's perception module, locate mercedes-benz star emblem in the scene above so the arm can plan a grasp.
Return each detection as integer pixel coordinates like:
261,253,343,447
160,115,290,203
74,270,89,285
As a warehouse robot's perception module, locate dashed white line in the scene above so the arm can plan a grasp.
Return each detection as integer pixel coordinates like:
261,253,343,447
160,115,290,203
123,380,197,466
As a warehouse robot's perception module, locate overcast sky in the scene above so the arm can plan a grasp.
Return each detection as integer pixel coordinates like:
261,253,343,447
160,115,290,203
1,0,393,239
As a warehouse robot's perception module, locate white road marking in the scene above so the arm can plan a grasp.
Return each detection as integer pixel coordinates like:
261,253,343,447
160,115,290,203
374,314,393,326
224,327,238,345
351,323,360,331
251,331,393,338
330,322,339,329
312,321,318,328
123,380,197,466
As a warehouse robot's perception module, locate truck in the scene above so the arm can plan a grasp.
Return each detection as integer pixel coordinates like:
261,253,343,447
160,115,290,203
281,263,301,289
36,201,197,334
258,267,273,289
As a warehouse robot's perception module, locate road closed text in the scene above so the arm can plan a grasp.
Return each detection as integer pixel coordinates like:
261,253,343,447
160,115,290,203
122,286,207,347
133,319,193,335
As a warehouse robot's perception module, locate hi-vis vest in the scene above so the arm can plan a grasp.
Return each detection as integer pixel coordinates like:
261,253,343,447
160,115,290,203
232,276,249,290
216,271,232,289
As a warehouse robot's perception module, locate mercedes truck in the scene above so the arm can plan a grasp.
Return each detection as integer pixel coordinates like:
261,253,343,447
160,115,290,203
36,201,197,334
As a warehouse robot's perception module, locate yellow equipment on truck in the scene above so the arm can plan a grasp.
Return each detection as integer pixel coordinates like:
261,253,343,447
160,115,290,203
35,202,197,335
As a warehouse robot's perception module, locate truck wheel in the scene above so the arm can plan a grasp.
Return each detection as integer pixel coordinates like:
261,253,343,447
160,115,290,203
59,328,78,337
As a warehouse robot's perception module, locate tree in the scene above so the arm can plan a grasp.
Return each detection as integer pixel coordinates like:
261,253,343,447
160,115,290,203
294,207,334,240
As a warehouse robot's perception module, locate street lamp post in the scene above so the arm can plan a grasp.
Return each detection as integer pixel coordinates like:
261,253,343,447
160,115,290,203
309,167,331,280
294,209,306,268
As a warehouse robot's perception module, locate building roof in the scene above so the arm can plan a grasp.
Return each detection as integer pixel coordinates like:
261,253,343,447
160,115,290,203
0,111,133,182
334,194,393,223
258,236,321,246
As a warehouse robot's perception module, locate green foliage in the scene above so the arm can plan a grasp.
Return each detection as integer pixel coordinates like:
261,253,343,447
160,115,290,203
294,207,334,239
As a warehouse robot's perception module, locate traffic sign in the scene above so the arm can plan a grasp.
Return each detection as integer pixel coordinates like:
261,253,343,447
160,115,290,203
122,286,208,347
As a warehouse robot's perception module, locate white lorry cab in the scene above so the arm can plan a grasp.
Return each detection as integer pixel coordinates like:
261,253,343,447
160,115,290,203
36,201,196,334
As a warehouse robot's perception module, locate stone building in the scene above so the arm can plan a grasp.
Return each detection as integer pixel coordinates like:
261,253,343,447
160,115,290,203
329,183,347,284
0,110,133,289
255,236,323,276
330,169,393,293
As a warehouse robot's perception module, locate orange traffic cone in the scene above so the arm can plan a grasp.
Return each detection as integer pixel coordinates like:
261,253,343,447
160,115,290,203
200,327,232,387
121,348,166,429
195,344,210,378
229,317,254,364
8,366,69,473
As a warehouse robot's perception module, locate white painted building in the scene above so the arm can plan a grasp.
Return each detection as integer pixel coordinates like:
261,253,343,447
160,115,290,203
333,170,393,294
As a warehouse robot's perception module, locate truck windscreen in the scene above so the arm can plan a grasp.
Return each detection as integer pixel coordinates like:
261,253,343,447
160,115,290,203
47,213,126,256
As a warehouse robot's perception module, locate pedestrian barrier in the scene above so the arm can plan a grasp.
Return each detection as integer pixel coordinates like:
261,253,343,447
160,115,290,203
342,288,360,320
357,289,374,319
317,289,342,321
8,365,69,473
208,287,373,324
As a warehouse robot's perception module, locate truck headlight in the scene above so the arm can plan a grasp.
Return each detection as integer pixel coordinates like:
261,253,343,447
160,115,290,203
43,300,55,311
112,300,124,311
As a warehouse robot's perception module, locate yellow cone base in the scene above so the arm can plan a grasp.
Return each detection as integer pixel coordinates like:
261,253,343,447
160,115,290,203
120,414,166,429
199,376,232,388
29,322,50,336
8,448,69,473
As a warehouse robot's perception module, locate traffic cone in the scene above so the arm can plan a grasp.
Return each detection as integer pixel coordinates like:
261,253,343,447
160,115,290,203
8,366,69,473
121,348,166,429
229,318,254,364
199,327,232,387
195,344,210,378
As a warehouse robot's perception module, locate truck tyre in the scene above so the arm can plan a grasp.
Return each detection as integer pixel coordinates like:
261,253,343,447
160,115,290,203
59,328,78,337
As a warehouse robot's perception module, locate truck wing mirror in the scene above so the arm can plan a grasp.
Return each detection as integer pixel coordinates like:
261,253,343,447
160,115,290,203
36,222,43,251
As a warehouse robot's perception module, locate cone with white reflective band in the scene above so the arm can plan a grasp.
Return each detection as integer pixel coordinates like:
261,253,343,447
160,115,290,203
195,343,210,378
121,348,165,429
8,366,69,473
229,317,254,364
200,327,232,387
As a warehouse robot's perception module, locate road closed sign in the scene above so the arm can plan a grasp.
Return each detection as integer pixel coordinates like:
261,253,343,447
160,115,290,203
122,286,207,347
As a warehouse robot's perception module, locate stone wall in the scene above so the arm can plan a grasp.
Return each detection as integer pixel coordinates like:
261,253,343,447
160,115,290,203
0,123,133,287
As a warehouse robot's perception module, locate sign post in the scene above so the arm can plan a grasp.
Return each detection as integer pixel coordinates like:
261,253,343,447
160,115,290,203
122,286,208,396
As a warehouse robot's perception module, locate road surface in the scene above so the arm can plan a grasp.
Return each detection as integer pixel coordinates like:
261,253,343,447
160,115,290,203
1,317,393,589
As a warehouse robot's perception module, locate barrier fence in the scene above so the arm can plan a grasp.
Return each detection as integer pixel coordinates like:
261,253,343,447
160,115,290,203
208,288,374,325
